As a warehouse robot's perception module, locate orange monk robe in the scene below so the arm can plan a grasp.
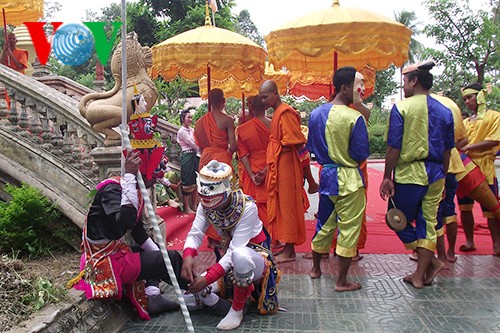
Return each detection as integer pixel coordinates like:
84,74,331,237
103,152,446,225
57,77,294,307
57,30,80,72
3,48,28,73
266,103,307,245
236,118,270,229
194,112,233,170
193,112,234,243
3,49,28,109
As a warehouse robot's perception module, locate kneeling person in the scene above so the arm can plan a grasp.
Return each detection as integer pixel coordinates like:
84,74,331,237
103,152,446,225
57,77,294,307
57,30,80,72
182,160,280,330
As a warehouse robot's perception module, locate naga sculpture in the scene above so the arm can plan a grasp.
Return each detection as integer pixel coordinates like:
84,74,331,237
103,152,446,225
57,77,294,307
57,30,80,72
79,32,158,146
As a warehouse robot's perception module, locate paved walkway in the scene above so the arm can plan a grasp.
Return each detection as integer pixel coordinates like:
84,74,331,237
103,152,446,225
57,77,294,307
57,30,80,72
120,161,500,332
121,253,500,333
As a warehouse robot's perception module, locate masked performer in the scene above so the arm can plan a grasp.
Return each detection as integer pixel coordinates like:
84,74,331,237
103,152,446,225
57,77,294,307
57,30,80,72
181,160,280,330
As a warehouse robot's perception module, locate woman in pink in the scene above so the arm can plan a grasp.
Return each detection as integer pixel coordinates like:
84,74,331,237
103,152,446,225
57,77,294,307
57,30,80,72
177,109,200,213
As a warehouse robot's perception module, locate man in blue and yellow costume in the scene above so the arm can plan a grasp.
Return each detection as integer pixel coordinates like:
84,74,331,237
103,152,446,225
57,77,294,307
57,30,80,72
380,60,454,288
181,160,280,330
306,66,370,291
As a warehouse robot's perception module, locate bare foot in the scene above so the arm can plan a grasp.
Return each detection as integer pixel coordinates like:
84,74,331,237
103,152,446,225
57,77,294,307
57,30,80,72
308,181,319,194
493,244,500,256
459,243,476,252
275,253,296,263
272,241,285,250
437,256,449,270
309,267,322,279
424,260,445,285
335,281,361,292
273,248,285,256
303,252,329,260
352,254,364,262
447,251,457,263
184,208,196,214
402,273,424,289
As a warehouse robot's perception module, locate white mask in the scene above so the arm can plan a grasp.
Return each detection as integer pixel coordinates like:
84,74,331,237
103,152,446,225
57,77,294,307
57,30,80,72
353,72,365,104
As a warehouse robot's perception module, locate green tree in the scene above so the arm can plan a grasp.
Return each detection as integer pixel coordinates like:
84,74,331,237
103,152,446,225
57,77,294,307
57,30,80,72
151,77,199,122
394,10,425,99
423,0,498,84
43,1,62,20
365,66,398,109
235,9,264,47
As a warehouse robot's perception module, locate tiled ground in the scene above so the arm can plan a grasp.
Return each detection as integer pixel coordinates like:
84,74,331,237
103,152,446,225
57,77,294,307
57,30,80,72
121,253,500,333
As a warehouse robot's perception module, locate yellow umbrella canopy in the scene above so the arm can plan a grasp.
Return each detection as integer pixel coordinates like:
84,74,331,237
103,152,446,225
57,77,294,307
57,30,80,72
0,0,44,26
198,62,289,99
265,0,412,78
288,64,376,100
151,23,267,84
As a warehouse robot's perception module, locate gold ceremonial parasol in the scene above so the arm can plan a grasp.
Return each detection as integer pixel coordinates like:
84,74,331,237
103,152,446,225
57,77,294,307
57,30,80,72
150,7,266,93
288,64,376,100
0,0,44,26
265,0,411,100
198,62,289,99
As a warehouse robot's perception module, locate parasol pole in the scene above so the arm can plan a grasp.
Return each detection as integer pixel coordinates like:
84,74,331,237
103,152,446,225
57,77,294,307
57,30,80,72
2,8,6,40
334,51,338,72
118,2,193,332
207,63,211,112
2,8,9,67
329,51,338,98
241,92,245,122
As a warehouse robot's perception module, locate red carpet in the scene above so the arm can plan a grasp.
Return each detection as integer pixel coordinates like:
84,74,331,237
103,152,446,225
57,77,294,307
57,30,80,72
160,165,494,255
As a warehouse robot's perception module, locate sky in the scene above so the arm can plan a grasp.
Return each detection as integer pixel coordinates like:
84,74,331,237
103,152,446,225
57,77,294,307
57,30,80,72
52,0,431,44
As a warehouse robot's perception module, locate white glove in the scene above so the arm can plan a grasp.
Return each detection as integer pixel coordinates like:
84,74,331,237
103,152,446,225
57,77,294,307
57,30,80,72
120,173,139,209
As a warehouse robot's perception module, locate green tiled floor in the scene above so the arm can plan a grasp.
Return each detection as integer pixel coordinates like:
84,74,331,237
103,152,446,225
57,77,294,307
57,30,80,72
120,254,500,333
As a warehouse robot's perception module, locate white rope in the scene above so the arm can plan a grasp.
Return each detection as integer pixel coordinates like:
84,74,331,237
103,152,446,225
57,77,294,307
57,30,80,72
120,124,195,332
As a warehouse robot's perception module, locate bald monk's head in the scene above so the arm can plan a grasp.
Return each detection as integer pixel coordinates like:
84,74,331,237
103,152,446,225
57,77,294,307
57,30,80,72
259,80,280,110
208,88,225,110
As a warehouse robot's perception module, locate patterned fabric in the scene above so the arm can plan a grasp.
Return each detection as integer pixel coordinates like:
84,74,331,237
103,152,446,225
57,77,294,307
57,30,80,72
219,229,280,315
203,189,246,231
180,151,199,187
74,178,150,320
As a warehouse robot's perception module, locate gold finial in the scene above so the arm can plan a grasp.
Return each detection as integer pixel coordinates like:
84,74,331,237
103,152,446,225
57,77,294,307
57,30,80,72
333,0,340,6
205,0,212,26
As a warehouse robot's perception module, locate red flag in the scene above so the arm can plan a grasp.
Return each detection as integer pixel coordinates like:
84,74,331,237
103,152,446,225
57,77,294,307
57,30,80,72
208,0,218,12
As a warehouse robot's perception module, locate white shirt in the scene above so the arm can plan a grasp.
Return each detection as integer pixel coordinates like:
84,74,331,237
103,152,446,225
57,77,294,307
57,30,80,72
184,201,263,272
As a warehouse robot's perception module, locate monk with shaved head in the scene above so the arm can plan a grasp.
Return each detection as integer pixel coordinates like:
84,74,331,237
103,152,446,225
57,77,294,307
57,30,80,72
259,80,313,263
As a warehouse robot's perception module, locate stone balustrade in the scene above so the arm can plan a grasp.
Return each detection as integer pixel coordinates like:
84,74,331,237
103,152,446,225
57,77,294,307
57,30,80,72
0,64,184,228
0,65,104,227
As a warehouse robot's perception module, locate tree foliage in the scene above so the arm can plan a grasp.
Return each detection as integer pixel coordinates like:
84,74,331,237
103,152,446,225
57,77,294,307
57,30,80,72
393,10,425,65
234,9,264,47
365,66,398,109
423,0,498,85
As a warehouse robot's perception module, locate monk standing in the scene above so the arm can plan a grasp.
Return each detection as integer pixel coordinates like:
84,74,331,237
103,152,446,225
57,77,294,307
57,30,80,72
1,32,28,74
260,80,308,263
194,88,237,170
236,96,271,233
